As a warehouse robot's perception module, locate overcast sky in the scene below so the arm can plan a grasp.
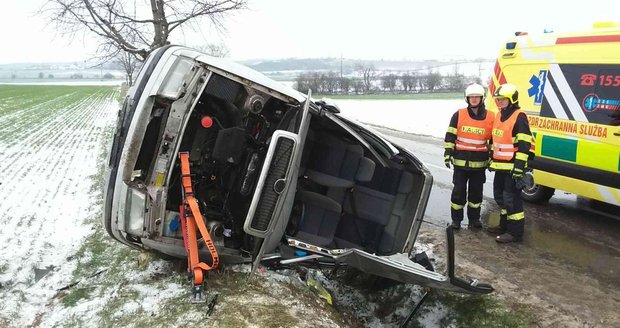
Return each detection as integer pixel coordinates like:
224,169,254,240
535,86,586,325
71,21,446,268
2,0,620,64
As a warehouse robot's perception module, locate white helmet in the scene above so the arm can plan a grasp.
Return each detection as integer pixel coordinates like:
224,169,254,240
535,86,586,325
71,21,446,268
465,83,485,98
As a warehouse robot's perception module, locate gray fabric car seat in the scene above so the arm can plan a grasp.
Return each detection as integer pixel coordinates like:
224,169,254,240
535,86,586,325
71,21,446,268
295,190,342,246
306,133,365,188
295,132,376,247
335,167,413,253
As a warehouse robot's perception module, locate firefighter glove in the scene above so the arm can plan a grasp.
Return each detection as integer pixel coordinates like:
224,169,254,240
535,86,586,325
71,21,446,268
512,169,526,190
444,155,452,169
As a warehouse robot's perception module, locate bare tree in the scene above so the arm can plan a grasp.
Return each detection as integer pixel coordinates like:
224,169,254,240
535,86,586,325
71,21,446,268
424,71,443,92
295,73,309,93
352,79,364,94
324,71,338,94
400,72,418,93
196,42,230,57
381,73,398,93
117,50,141,85
339,77,351,94
355,63,376,93
446,64,465,91
446,74,465,91
44,0,247,62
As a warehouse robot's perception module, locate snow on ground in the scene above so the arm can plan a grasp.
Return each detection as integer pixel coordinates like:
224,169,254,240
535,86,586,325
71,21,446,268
307,243,448,328
0,87,119,326
336,99,465,139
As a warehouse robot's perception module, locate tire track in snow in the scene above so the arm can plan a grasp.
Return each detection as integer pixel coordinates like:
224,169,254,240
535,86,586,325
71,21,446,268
0,87,119,326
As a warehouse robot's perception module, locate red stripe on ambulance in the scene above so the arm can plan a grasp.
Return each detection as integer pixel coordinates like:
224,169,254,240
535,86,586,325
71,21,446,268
556,35,620,44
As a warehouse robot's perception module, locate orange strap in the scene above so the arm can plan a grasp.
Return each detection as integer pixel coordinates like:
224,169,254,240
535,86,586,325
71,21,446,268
179,152,219,286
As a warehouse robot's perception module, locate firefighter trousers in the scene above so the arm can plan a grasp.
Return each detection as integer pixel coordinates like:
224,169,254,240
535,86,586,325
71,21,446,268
493,170,525,240
450,168,486,223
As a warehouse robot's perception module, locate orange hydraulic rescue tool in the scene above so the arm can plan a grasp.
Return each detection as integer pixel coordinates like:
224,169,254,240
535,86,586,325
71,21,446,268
179,152,219,303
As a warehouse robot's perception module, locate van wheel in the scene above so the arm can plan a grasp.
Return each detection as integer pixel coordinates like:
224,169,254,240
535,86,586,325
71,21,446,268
520,171,555,203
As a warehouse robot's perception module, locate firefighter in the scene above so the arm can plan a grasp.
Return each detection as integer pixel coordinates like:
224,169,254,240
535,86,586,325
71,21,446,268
487,83,533,243
444,83,494,230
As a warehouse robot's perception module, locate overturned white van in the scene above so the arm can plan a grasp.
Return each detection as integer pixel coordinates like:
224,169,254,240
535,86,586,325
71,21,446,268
103,45,493,300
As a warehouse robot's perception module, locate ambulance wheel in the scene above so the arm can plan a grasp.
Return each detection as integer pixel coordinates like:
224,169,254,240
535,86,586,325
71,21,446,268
520,171,555,203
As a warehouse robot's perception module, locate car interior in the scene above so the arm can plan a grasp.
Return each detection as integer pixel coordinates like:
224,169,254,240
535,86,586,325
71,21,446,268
132,71,427,261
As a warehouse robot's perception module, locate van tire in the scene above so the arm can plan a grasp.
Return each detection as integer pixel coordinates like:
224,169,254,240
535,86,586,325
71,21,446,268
520,171,555,203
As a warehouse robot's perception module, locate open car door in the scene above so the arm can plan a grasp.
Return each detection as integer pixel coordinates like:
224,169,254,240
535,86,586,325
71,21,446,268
244,90,313,275
289,226,493,294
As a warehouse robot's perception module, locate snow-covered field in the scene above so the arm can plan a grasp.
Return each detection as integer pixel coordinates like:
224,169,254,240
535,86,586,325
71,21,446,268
0,80,124,86
336,98,464,139
0,86,119,326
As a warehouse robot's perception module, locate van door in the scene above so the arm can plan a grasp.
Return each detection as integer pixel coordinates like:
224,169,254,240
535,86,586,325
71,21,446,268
289,227,494,294
246,91,313,275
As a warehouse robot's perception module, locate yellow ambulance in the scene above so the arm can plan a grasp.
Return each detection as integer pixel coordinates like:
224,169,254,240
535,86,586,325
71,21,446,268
487,22,620,207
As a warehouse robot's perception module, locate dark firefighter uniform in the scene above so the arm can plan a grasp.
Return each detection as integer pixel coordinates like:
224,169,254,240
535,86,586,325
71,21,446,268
489,84,534,243
444,104,494,229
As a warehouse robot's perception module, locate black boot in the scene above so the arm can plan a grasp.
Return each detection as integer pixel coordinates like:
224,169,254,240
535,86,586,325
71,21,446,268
468,219,482,229
506,220,524,242
495,233,516,243
449,221,462,230
486,214,507,235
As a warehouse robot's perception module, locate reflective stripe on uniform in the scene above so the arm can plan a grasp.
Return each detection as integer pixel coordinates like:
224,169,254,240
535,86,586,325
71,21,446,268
507,212,525,221
493,142,517,158
516,133,532,143
515,152,529,161
453,159,466,167
500,209,507,215
453,159,488,168
468,201,482,208
469,161,488,168
490,161,514,170
494,150,515,157
447,127,457,135
445,142,455,149
451,202,465,210
457,136,487,145
456,144,487,151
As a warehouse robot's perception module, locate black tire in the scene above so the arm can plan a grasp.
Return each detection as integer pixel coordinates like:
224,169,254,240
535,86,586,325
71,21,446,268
520,170,555,203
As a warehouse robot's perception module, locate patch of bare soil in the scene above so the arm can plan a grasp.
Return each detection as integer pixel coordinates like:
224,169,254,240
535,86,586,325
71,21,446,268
418,227,620,328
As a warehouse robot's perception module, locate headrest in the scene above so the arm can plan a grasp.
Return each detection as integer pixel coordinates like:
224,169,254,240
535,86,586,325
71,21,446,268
398,171,414,193
355,157,376,182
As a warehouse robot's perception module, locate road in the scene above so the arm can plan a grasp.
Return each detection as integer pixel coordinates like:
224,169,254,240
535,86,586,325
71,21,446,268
378,127,620,327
